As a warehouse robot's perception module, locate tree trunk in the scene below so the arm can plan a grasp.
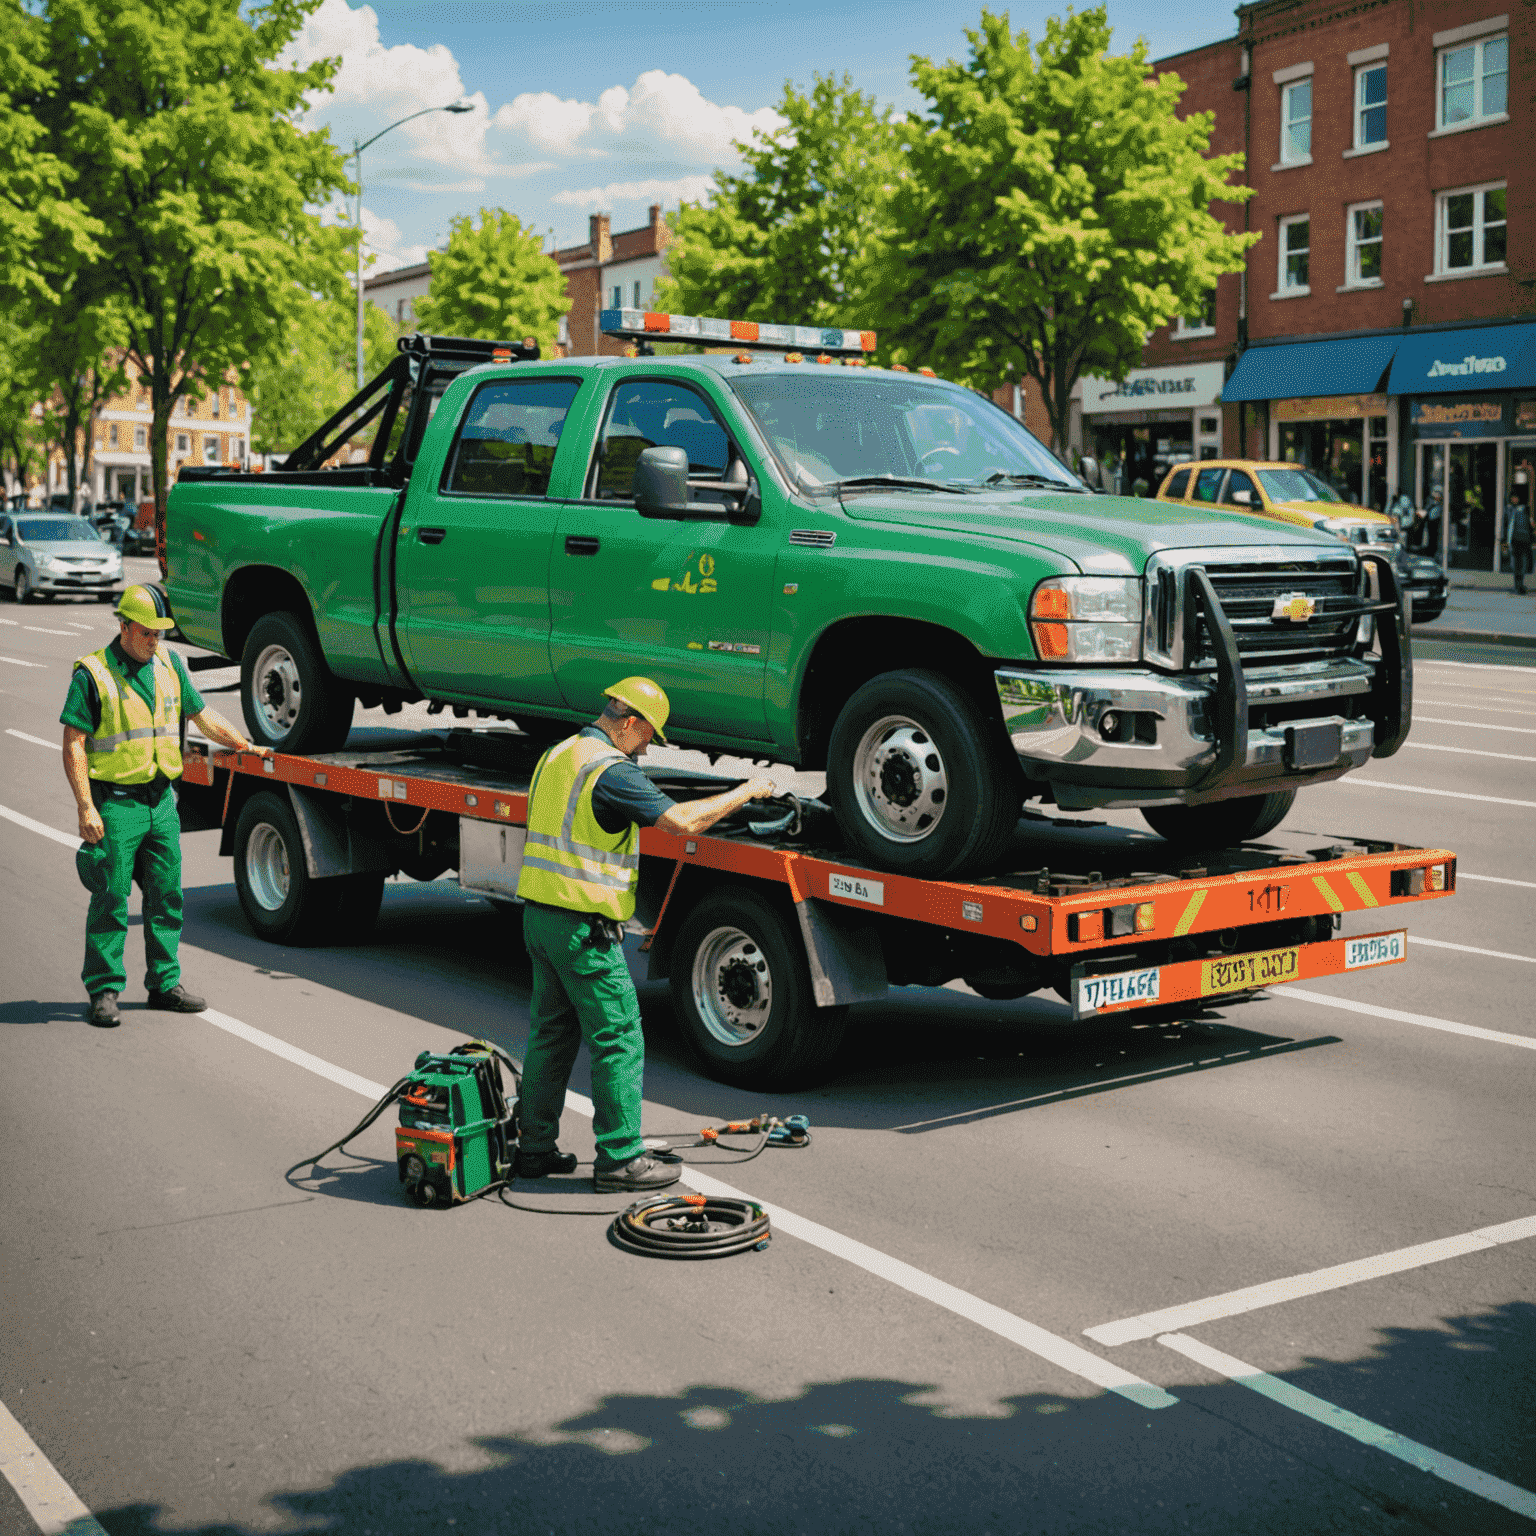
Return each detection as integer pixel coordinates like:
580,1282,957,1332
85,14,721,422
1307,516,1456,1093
150,378,172,577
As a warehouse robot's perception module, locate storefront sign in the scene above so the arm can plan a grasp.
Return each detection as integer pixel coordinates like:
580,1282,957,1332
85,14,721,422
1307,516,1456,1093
1273,394,1386,421
1516,399,1536,433
1425,352,1507,380
1410,399,1509,439
1079,362,1224,415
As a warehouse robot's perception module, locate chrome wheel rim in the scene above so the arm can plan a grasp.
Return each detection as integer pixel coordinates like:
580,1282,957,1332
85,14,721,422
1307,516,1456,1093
246,822,290,911
251,642,301,741
852,713,948,844
691,926,772,1048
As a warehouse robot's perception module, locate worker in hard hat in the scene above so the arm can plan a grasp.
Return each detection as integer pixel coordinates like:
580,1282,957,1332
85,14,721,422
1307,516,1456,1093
60,584,273,1028
515,677,776,1192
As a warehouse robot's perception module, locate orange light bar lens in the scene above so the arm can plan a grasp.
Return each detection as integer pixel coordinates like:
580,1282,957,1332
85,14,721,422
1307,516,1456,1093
731,320,759,341
1135,902,1156,932
785,351,804,363
1031,622,1070,659
860,330,878,352
643,311,669,332
918,366,937,377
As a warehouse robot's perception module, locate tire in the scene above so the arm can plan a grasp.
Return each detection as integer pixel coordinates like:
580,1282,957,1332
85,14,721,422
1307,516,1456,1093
240,611,355,754
97,590,117,603
14,568,31,603
232,790,384,944
1141,789,1296,847
670,884,848,1089
826,669,1019,878
1413,603,1444,624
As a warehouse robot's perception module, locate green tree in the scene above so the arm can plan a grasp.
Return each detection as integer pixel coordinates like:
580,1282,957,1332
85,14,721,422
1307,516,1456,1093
654,74,899,328
246,294,399,456
36,0,353,520
878,8,1258,449
412,209,569,354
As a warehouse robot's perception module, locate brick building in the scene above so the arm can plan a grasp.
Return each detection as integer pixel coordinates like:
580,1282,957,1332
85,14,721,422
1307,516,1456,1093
1079,0,1533,573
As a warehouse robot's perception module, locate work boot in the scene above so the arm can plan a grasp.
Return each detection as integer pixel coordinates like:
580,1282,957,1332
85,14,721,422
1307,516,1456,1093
593,1155,680,1193
87,991,120,1028
517,1147,579,1179
146,983,207,1013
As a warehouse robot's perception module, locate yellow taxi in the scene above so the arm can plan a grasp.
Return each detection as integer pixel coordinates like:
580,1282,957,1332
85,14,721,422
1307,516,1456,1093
1154,459,1398,546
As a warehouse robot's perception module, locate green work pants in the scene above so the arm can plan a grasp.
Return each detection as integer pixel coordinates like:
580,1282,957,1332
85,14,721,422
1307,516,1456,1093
77,784,183,999
519,904,645,1170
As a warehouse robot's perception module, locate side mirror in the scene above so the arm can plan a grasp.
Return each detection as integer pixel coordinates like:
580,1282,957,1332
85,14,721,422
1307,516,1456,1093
633,446,693,517
1231,489,1253,504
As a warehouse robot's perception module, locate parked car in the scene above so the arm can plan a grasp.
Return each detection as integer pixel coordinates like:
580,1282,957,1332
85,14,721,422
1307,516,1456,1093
1156,460,1447,622
123,500,157,556
0,511,124,602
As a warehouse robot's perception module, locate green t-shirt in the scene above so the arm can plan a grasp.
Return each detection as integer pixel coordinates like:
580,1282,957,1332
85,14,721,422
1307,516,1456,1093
59,639,205,735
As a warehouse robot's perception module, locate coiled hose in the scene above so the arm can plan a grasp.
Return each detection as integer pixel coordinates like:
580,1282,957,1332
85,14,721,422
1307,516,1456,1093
609,1193,772,1259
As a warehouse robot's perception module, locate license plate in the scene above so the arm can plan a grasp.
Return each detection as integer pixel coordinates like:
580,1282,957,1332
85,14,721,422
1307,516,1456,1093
1345,931,1406,968
1075,965,1160,1014
1200,945,1299,996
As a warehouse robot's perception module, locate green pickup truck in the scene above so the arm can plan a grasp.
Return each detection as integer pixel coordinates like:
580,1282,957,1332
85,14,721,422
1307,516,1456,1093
165,327,1410,878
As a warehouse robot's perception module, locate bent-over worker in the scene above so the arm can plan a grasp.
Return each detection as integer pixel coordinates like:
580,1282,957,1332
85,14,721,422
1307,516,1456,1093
61,585,272,1028
514,677,776,1192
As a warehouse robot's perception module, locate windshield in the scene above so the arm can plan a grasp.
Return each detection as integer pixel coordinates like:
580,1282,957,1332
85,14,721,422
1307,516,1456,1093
17,517,98,542
730,372,1076,492
1256,467,1348,505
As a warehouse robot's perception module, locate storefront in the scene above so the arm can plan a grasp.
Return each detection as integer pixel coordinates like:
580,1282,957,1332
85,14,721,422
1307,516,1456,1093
1077,362,1225,496
1268,395,1392,511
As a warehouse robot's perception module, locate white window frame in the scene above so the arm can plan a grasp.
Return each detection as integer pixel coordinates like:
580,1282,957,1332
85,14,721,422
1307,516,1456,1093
608,284,623,310
1344,200,1384,289
1433,181,1507,278
1174,293,1216,340
132,424,146,450
175,433,189,454
1435,30,1508,133
1280,77,1313,165
1273,213,1311,299
203,435,219,465
1353,62,1388,149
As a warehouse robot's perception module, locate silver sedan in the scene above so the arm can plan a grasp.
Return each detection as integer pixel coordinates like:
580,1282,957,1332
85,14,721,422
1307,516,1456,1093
0,512,124,603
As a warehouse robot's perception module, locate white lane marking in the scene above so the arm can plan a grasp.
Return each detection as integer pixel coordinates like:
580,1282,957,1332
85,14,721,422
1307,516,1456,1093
23,626,74,636
1418,700,1536,718
1282,987,1536,1051
5,729,55,749
0,802,80,850
1459,872,1536,890
201,1007,1172,1410
1412,935,1536,965
1086,1215,1536,1345
1416,715,1536,735
0,1396,111,1536
1157,1333,1536,1523
1402,741,1536,765
0,655,46,669
65,621,96,630
1416,658,1536,678
0,617,16,626
1341,778,1536,809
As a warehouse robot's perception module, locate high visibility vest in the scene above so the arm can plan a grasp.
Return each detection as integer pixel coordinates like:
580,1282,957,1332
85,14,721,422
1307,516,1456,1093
516,734,640,920
76,646,184,785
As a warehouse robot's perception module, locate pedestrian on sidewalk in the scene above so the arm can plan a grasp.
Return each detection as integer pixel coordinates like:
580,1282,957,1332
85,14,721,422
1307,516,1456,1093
1505,491,1533,595
513,677,776,1192
61,584,272,1028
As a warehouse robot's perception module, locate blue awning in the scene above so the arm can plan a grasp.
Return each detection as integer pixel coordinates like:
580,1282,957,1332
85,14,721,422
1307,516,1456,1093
1387,323,1536,395
1222,335,1400,402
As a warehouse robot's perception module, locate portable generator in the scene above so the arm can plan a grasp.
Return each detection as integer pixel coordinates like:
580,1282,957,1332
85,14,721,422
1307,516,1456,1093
393,1042,518,1207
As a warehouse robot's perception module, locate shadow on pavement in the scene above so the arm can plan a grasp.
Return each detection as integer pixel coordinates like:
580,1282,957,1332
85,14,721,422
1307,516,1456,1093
91,1302,1536,1536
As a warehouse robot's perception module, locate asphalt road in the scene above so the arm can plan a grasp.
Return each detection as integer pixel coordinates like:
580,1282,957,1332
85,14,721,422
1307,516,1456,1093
2,573,1534,1536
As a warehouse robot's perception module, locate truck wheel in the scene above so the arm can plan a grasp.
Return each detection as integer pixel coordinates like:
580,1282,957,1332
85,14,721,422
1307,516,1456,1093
826,670,1019,878
1141,790,1296,847
670,885,847,1089
233,791,384,944
241,612,355,754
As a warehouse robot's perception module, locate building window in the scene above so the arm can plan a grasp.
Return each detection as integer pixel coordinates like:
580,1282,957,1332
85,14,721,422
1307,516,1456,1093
108,423,118,448
1346,202,1383,285
609,284,623,310
203,435,219,464
175,433,189,454
632,280,643,309
133,424,146,450
1439,33,1507,129
557,314,570,347
1278,215,1310,293
1176,293,1216,337
1282,79,1312,162
1355,64,1387,146
210,393,220,418
1438,182,1506,273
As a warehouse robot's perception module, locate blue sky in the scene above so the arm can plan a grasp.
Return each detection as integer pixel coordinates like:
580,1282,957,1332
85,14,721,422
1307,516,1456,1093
286,0,1242,276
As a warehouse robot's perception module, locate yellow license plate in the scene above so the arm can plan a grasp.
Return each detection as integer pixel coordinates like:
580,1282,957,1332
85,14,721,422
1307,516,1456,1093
1200,945,1300,996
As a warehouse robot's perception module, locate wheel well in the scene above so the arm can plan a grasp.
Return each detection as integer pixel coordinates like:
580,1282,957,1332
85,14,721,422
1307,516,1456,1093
794,618,996,770
221,565,318,664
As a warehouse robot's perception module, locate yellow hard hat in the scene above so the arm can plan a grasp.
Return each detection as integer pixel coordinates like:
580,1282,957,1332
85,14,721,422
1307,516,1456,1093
604,676,669,741
114,584,176,631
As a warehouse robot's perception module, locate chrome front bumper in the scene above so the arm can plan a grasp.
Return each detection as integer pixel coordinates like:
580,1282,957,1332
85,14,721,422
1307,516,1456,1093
995,658,1378,811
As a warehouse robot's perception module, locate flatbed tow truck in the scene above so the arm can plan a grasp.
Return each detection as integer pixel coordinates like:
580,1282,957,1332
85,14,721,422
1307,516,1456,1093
180,728,1456,1088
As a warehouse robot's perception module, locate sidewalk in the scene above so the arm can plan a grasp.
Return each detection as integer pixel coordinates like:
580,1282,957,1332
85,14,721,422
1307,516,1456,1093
1413,584,1536,649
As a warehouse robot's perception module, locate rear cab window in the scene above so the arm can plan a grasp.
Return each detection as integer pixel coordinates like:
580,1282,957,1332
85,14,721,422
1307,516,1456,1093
443,378,583,498
1192,467,1227,504
1163,468,1191,499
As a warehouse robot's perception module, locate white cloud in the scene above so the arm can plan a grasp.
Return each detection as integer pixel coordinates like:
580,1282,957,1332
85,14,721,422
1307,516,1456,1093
553,175,717,210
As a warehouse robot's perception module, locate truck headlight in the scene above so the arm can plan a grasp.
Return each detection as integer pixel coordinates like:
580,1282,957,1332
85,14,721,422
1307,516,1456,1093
1029,577,1142,662
1313,517,1358,543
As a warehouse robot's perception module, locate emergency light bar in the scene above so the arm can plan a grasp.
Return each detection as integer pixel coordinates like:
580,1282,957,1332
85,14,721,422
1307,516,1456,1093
600,308,876,355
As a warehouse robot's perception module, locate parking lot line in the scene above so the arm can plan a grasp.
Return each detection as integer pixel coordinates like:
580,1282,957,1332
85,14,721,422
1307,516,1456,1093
1341,778,1536,810
1085,1215,1536,1345
1415,715,1536,735
1281,986,1536,1050
0,655,47,669
1157,1333,1536,1523
0,802,80,850
1416,659,1536,680
5,730,55,750
1417,699,1536,717
1458,872,1536,890
0,1397,110,1536
1412,935,1536,965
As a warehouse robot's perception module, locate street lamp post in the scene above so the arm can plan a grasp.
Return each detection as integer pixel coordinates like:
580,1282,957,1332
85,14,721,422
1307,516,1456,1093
352,100,474,387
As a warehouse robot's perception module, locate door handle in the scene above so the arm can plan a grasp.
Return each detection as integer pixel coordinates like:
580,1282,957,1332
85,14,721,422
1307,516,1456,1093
565,534,600,556
418,527,446,545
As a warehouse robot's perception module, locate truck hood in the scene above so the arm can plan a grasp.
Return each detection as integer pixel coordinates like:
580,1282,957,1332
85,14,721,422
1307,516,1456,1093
836,488,1341,574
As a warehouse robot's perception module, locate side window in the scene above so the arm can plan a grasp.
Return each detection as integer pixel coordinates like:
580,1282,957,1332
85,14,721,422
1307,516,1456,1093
444,378,581,497
594,379,731,500
1224,469,1257,505
1193,467,1227,503
1164,468,1191,499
